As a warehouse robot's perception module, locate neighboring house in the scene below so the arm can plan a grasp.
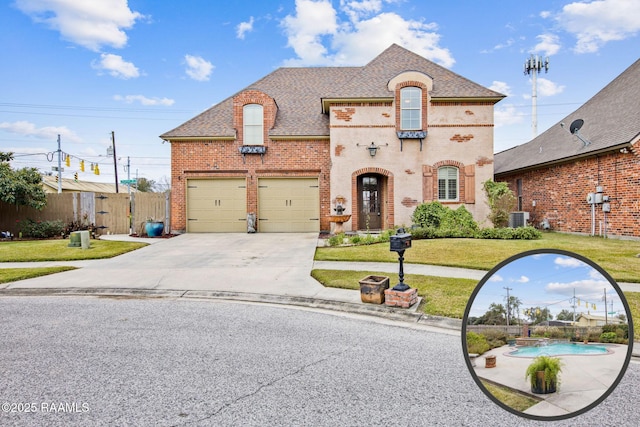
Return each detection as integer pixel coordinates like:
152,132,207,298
575,313,623,327
41,176,138,193
494,59,640,238
161,44,504,233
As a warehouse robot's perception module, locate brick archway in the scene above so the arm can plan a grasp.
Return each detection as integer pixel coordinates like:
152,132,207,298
351,167,394,230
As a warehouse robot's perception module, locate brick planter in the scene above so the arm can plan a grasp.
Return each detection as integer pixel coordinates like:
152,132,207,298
384,287,418,308
485,355,496,368
358,275,390,304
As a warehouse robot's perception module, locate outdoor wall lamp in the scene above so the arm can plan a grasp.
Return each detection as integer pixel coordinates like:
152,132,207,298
357,141,387,157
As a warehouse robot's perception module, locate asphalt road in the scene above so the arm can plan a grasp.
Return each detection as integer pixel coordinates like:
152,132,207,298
0,296,638,426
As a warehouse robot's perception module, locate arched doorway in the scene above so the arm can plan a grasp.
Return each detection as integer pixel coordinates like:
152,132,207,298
357,174,383,230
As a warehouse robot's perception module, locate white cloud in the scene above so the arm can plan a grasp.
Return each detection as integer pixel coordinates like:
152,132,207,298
237,16,255,39
533,33,561,56
516,276,530,283
92,53,140,79
494,104,524,128
184,55,214,81
113,95,175,106
0,120,81,143
15,0,144,51
554,256,586,268
281,0,338,65
546,279,610,300
537,78,565,97
489,274,503,282
553,0,640,53
281,0,454,67
489,81,511,97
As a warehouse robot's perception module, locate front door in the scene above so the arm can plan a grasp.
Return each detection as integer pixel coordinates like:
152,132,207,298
358,175,382,230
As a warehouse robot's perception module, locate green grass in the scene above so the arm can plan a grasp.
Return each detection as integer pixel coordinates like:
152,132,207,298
311,269,476,318
0,267,78,284
480,379,541,412
315,232,640,283
0,239,148,262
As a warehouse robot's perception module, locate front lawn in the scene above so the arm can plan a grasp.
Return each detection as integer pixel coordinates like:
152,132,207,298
315,232,640,283
0,267,78,284
0,239,148,262
311,269,477,318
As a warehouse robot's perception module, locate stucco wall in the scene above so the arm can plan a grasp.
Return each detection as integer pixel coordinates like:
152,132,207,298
329,100,495,231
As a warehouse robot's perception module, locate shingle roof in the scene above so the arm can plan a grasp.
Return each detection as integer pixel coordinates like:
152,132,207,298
161,44,505,139
495,58,640,176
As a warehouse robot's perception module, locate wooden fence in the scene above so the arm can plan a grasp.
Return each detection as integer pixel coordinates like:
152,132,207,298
0,191,170,236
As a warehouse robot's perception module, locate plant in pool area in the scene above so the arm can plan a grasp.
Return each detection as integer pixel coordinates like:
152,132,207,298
525,355,563,394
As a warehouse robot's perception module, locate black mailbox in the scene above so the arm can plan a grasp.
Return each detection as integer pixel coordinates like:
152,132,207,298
390,229,412,252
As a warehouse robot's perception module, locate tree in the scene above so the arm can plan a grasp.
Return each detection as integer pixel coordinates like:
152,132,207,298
556,309,575,321
507,295,522,325
483,180,516,227
0,152,47,210
135,177,156,192
524,306,552,325
474,303,507,325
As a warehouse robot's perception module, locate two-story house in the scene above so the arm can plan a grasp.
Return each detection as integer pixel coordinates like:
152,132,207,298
161,44,504,233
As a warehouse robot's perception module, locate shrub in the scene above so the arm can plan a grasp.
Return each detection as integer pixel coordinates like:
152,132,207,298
349,235,361,245
18,218,65,238
483,180,516,228
476,226,541,240
466,331,490,355
412,201,448,228
439,205,479,237
328,233,345,247
481,329,508,348
600,332,618,343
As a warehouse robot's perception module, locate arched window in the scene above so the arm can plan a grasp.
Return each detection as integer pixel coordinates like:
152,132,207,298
438,166,458,201
243,104,263,145
400,87,421,130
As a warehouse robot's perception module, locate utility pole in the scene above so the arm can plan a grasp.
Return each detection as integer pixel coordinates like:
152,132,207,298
504,286,513,326
604,288,608,325
56,134,62,194
111,131,119,193
524,54,549,138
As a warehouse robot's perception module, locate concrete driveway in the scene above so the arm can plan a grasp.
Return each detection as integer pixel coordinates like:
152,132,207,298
3,233,353,300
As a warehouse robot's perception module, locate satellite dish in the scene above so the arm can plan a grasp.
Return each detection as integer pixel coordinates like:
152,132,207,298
569,119,584,135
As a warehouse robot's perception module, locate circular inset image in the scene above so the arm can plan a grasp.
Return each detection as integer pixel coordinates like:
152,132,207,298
462,249,633,421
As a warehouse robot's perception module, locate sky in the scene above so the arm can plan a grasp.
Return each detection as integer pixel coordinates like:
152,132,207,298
467,252,623,321
1,0,639,188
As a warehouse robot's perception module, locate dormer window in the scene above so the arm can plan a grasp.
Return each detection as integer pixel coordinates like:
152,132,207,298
243,104,263,145
400,87,421,130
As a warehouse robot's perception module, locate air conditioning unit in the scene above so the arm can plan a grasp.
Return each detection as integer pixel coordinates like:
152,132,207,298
509,212,529,228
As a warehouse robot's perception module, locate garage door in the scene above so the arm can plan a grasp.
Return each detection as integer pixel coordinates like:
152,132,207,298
258,178,319,232
186,179,246,232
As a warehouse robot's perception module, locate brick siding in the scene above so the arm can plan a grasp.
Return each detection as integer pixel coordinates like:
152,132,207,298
498,149,640,238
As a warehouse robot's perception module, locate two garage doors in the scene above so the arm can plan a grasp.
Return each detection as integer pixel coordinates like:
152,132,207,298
186,178,319,233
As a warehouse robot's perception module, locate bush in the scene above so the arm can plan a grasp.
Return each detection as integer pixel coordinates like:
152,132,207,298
412,201,448,228
476,226,542,240
439,205,479,237
18,218,65,238
466,332,490,355
481,329,509,348
600,332,618,343
328,233,345,247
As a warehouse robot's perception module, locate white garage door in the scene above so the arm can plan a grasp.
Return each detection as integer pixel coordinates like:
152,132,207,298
258,178,319,232
186,179,246,232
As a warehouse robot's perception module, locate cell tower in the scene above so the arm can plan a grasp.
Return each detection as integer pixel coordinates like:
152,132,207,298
524,55,549,138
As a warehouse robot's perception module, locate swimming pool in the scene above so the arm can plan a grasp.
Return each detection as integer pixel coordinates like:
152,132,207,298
507,343,610,358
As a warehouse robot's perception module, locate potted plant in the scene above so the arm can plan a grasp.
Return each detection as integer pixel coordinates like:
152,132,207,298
525,355,563,394
145,217,164,237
